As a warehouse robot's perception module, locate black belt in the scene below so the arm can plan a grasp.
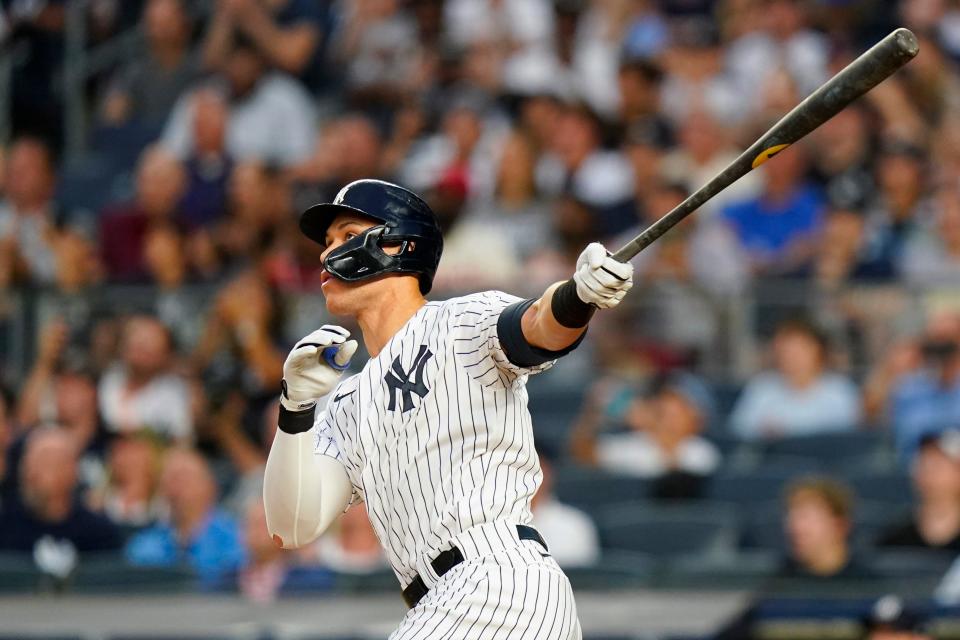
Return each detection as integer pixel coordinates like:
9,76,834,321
402,524,548,608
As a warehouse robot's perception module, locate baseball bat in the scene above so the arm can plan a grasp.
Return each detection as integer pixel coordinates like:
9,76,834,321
611,27,919,263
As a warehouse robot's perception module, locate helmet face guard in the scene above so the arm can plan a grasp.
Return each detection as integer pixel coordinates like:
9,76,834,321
300,180,444,294
324,225,416,284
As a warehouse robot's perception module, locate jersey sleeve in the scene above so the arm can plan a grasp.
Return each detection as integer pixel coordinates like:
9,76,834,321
449,291,568,384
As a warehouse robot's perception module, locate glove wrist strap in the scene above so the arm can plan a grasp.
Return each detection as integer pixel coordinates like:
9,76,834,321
278,403,316,434
551,279,596,328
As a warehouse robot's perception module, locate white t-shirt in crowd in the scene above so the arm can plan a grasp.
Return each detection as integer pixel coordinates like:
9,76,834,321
98,365,193,441
531,497,600,568
596,432,721,478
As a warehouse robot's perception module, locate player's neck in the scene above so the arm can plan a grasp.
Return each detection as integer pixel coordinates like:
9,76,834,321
356,284,427,357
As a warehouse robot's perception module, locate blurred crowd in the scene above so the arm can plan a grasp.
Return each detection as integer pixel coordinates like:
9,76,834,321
4,0,960,607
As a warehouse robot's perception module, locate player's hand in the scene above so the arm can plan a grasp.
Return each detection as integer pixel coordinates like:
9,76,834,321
281,326,358,412
572,242,633,309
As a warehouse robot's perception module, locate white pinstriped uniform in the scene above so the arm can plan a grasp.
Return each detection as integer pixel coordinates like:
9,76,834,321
313,291,582,639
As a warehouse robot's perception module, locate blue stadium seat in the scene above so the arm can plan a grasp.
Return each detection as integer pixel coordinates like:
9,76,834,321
528,383,587,451
553,466,651,514
71,554,197,594
843,471,914,504
91,122,163,169
596,502,739,557
564,550,654,589
706,466,806,504
56,153,126,216
757,431,885,464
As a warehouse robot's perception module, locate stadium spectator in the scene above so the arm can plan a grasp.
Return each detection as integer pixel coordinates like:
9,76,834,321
878,430,960,552
571,372,720,499
720,145,826,277
623,181,749,299
865,142,929,275
539,103,635,238
289,113,386,210
658,17,740,126
238,498,294,602
314,504,387,574
141,222,212,349
794,196,883,288
98,315,193,443
89,435,163,529
100,0,199,127
12,322,108,484
862,595,932,640
724,0,829,112
466,128,554,264
191,269,285,405
98,146,187,282
176,87,233,230
0,136,61,286
0,428,122,560
889,313,960,462
331,0,422,106
900,187,960,285
163,35,316,166
5,0,67,148
126,447,245,588
202,0,328,91
660,111,761,218
730,318,862,439
807,105,875,228
778,476,873,581
617,58,671,146
217,399,275,518
531,445,600,568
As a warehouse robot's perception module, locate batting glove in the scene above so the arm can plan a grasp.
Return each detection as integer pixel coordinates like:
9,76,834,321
573,242,634,309
280,325,358,412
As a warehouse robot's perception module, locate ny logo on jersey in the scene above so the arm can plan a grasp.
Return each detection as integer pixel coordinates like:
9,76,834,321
384,344,433,412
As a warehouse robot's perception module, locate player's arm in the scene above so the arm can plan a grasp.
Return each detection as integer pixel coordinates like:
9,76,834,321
263,326,358,549
520,243,633,352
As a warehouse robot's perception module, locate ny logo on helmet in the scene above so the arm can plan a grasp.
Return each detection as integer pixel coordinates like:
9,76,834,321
384,345,433,412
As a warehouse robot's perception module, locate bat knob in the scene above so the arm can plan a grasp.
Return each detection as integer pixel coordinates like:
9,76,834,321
322,346,350,371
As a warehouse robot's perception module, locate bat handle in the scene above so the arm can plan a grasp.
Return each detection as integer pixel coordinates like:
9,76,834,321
322,346,350,371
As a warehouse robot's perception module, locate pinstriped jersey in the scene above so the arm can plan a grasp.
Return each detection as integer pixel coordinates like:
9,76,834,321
312,291,554,587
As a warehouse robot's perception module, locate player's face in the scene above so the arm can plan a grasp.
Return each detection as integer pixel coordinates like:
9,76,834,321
319,213,398,315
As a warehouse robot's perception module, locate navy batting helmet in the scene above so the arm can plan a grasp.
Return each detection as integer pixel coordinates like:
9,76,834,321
300,179,443,294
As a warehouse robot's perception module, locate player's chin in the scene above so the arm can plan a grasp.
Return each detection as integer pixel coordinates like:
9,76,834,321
321,280,358,316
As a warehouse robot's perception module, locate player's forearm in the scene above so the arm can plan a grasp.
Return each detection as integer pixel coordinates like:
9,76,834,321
520,281,589,352
263,429,352,548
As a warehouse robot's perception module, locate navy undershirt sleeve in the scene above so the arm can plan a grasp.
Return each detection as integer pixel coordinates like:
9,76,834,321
496,299,586,368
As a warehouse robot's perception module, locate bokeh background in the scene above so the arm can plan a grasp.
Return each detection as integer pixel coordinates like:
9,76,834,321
3,0,960,638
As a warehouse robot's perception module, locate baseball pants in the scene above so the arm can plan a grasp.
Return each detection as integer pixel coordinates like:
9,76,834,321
389,536,581,639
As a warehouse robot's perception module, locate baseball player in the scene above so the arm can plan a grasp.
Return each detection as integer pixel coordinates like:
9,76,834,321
263,179,633,638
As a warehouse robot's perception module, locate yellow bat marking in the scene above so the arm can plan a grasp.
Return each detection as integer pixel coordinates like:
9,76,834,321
752,143,791,169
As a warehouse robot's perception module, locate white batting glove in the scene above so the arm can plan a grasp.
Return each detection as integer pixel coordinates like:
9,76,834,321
573,242,634,309
280,325,358,412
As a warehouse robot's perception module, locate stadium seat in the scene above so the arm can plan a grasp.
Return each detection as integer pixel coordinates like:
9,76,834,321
0,553,44,593
90,122,163,169
553,466,651,514
755,432,886,470
706,466,808,504
596,502,739,557
71,555,197,594
564,550,654,589
527,382,587,451
663,549,779,589
843,471,914,504
56,154,124,216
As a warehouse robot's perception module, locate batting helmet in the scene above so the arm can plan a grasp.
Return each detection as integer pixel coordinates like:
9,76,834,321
300,179,443,294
